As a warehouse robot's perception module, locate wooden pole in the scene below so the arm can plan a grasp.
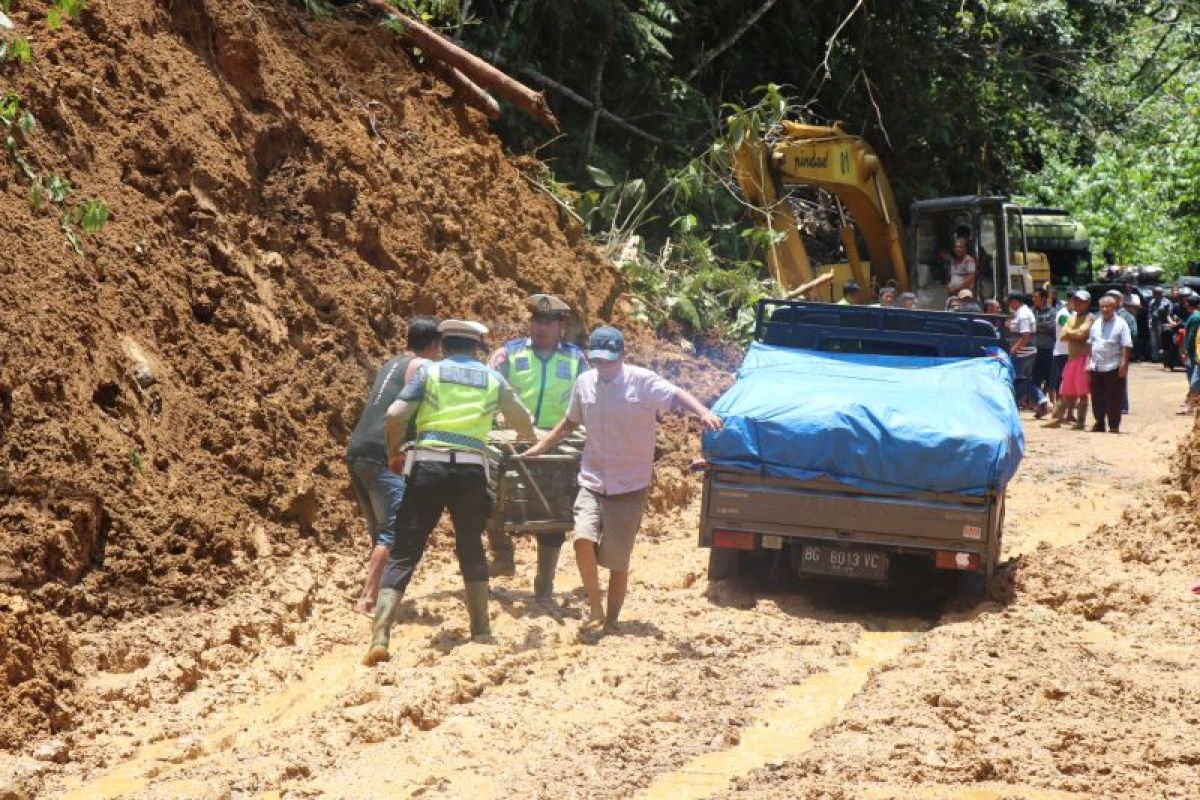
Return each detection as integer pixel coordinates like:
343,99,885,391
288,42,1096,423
366,1,558,131
784,269,835,299
433,64,501,119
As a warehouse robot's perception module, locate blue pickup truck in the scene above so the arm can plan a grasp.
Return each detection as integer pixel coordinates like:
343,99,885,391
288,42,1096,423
698,299,1025,592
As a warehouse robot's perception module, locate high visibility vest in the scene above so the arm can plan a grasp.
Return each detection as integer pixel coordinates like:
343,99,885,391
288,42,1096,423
504,339,582,428
413,360,501,452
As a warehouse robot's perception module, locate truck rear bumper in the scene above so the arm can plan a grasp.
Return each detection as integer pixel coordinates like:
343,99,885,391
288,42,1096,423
699,469,1004,577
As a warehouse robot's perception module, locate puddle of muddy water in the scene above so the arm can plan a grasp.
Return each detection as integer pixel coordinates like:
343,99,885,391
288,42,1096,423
638,627,920,800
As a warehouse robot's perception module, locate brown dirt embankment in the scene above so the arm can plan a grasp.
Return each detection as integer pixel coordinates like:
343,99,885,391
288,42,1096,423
0,0,707,750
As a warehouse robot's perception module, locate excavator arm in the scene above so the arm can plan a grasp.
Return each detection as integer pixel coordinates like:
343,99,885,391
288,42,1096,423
732,122,909,295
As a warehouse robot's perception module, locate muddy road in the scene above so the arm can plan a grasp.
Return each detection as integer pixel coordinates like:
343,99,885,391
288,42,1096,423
14,364,1199,799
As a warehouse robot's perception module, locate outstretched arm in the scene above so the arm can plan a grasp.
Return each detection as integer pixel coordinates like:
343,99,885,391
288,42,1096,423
521,416,579,457
673,388,724,432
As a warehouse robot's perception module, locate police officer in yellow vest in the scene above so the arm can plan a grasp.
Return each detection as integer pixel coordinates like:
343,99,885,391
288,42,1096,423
487,294,587,599
364,320,536,665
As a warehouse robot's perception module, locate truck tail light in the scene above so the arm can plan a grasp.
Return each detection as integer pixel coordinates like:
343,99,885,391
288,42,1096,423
712,529,756,550
935,550,981,571
690,459,708,473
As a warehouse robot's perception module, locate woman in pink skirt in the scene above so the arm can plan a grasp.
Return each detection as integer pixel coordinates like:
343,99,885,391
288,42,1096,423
1045,291,1095,430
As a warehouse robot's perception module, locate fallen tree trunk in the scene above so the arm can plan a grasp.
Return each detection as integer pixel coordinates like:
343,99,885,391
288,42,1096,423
433,64,501,120
365,0,558,131
785,269,835,299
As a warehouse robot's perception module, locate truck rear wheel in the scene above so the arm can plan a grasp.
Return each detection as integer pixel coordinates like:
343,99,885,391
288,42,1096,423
957,570,988,601
707,548,740,581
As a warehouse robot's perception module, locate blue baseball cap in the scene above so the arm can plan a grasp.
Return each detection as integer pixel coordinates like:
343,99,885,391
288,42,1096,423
587,326,625,361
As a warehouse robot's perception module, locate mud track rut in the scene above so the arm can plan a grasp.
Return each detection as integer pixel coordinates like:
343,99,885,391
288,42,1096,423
32,365,1200,799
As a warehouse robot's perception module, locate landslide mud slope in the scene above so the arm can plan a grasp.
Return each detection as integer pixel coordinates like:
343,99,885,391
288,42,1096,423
0,0,627,749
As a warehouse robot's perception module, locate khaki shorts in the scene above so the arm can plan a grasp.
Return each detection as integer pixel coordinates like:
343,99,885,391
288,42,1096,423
572,487,648,572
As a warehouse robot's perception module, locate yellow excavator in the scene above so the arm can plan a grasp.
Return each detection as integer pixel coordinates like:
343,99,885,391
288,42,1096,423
732,122,1092,306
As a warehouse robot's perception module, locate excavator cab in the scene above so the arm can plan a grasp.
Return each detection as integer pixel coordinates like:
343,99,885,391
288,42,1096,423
909,197,1041,307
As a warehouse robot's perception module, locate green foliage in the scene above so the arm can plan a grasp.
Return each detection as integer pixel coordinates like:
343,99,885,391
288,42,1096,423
1017,9,1200,273
45,173,70,202
73,198,109,234
59,211,84,255
568,139,778,341
0,36,32,64
3,88,109,254
387,0,471,28
300,0,332,18
0,89,19,126
47,0,85,30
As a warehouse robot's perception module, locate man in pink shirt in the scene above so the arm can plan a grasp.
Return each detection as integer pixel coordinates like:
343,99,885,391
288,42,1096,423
523,327,722,635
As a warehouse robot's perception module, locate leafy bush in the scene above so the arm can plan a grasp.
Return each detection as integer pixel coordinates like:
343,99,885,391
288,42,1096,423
47,0,85,30
1,36,32,64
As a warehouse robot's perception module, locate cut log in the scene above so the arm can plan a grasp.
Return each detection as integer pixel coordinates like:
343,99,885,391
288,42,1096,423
785,269,835,299
365,1,558,131
433,63,501,119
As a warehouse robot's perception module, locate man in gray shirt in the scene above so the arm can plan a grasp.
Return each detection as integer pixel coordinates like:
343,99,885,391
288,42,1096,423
345,316,440,616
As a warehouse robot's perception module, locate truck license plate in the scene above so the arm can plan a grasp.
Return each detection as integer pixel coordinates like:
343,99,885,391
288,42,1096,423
798,544,889,580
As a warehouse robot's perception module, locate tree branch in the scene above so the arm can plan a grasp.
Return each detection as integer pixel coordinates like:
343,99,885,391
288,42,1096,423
584,24,614,164
821,0,865,82
492,56,664,144
685,0,781,82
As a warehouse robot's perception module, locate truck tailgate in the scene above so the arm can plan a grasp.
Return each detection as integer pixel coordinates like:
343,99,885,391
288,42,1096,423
705,469,994,545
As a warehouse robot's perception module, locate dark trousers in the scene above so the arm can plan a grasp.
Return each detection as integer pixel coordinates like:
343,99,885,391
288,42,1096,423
488,526,566,557
1013,353,1046,407
1033,348,1054,391
382,461,491,592
1089,369,1125,432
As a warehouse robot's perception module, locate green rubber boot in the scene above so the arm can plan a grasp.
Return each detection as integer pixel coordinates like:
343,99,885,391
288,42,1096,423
533,543,562,600
1073,403,1088,431
362,588,401,666
464,581,494,643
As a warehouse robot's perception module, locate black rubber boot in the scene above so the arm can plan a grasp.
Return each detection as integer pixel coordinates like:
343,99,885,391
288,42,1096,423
464,581,494,643
533,543,561,600
487,527,516,577
362,588,400,666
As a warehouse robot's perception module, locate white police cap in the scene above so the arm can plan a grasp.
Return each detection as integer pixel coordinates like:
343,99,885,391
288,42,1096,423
438,319,489,342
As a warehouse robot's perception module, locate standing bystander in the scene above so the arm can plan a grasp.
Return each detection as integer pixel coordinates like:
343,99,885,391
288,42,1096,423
1044,291,1093,429
1032,289,1056,400
1006,294,1051,417
1087,296,1132,433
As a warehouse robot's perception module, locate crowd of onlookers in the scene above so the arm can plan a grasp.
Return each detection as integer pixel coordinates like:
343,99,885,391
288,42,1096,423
996,283,1200,432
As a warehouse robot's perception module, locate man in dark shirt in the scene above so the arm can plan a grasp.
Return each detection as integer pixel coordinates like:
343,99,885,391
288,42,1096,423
345,316,441,615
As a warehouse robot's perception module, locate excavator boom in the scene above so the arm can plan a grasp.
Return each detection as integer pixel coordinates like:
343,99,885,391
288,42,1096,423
732,122,909,294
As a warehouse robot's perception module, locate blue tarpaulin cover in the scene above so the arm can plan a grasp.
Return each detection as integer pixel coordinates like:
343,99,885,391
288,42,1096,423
702,343,1025,496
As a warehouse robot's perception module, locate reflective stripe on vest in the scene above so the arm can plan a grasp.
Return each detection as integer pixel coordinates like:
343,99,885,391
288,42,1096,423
414,361,500,452
505,340,581,428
